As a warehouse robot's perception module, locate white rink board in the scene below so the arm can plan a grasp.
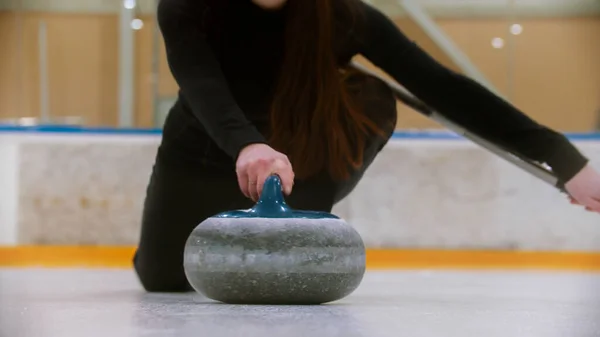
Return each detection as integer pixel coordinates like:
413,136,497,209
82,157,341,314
0,127,598,251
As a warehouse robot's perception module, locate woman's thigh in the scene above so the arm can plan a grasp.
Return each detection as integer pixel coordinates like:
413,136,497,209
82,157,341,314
133,158,247,292
333,73,397,203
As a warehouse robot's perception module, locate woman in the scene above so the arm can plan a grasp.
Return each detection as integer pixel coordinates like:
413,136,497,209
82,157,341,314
134,0,600,292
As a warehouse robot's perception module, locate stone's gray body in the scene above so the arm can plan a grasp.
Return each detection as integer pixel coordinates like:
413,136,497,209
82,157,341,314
183,217,366,304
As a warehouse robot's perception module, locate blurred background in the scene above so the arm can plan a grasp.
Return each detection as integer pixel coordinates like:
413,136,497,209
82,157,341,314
1,3,599,322
0,0,599,132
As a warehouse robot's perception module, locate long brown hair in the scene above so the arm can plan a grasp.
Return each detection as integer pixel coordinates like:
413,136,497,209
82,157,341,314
268,0,386,181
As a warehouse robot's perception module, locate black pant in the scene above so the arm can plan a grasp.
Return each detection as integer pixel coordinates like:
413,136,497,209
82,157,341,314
133,75,397,292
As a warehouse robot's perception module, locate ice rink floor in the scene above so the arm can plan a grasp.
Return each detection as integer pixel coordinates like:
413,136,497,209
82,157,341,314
1,268,599,337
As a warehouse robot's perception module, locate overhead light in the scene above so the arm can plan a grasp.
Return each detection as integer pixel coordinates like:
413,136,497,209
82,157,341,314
18,117,38,126
124,0,136,9
510,24,523,35
131,19,144,30
491,37,504,49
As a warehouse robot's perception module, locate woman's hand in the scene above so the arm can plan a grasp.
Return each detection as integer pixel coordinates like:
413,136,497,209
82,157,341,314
235,143,295,201
565,163,600,213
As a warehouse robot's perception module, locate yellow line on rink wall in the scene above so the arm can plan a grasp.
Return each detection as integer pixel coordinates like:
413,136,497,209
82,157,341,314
1,246,600,271
366,249,600,271
0,246,137,268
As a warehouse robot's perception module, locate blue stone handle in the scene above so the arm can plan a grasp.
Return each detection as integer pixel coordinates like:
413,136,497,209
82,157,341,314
213,174,339,219
252,174,291,217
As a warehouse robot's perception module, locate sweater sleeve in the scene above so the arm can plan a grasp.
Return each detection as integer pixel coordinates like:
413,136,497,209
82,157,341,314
157,0,267,160
356,3,588,183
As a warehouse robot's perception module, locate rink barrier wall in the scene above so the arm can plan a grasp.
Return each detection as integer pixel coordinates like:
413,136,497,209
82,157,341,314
0,126,599,269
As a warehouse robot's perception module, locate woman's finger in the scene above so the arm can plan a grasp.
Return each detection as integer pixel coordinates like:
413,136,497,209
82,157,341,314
248,175,259,202
280,170,294,195
273,159,294,195
237,170,250,198
584,198,600,213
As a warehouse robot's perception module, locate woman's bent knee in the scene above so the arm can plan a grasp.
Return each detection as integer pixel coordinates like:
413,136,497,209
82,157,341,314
133,251,192,293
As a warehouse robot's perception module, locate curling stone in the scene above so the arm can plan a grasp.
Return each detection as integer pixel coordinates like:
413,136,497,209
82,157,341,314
183,175,366,305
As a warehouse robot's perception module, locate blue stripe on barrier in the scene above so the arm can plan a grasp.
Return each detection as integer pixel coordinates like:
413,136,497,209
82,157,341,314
0,124,599,140
390,131,600,141
0,125,163,135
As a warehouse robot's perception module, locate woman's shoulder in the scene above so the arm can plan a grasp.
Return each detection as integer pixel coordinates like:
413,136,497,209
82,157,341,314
157,0,229,33
335,1,399,52
158,0,204,12
332,0,372,52
157,0,221,21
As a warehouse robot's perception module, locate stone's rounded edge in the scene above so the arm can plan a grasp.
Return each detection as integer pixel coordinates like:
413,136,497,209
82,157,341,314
188,217,360,241
182,216,366,304
182,220,203,295
196,271,366,305
182,217,366,273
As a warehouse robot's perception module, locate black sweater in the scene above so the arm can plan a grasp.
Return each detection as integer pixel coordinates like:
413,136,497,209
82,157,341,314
157,0,588,183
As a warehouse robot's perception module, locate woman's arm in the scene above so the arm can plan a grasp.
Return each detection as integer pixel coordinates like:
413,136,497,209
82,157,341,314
157,0,267,159
356,3,588,183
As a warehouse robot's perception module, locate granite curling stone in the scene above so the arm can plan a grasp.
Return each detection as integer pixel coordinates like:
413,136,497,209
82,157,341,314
183,175,366,305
